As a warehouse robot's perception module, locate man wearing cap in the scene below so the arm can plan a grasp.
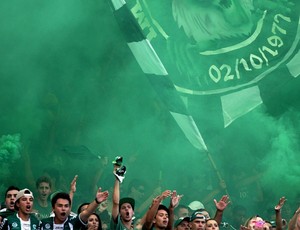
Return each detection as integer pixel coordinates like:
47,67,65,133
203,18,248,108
110,160,135,230
189,195,229,230
111,196,135,230
189,210,206,230
174,217,190,230
188,195,230,225
40,186,109,230
0,188,41,230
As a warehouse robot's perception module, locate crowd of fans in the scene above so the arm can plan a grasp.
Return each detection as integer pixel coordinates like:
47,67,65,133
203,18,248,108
0,156,299,230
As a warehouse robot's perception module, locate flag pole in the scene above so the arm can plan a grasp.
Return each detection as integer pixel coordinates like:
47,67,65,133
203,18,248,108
205,150,231,200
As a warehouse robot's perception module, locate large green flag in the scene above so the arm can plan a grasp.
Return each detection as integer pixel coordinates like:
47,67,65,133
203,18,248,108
108,0,299,150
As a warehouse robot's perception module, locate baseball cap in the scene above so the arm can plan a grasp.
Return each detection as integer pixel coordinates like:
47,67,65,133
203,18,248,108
15,188,34,201
190,210,206,221
119,197,135,210
188,201,205,210
175,217,190,227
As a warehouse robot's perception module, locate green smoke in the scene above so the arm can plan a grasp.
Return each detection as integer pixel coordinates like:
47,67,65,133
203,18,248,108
0,0,299,226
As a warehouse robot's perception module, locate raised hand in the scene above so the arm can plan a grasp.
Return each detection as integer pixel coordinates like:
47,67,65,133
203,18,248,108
170,190,183,208
70,175,78,193
275,196,287,211
214,195,230,211
96,187,109,204
161,190,172,200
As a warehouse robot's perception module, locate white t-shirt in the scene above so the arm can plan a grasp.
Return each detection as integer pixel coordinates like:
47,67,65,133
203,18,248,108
53,223,65,230
20,219,31,230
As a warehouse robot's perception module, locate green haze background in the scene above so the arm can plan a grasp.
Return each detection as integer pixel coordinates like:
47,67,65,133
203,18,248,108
0,0,300,222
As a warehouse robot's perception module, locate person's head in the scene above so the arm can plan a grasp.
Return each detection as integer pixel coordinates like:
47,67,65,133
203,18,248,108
87,213,102,230
4,186,19,211
205,219,219,230
189,210,206,230
119,197,135,223
174,216,190,230
36,176,52,201
244,215,266,230
153,204,169,229
77,202,90,214
51,192,71,224
175,205,189,220
14,188,34,216
43,167,60,190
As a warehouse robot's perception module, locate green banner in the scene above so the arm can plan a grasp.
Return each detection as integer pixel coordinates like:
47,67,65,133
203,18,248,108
127,0,299,95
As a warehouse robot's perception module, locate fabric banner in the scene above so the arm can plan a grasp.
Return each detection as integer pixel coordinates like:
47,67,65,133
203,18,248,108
108,0,299,149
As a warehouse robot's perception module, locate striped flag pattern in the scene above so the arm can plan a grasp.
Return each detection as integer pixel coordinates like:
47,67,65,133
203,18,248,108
108,0,208,151
108,0,300,150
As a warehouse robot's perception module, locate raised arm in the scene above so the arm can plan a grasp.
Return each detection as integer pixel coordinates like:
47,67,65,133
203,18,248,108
143,190,171,230
111,156,126,223
288,207,300,230
80,187,109,223
111,176,120,222
69,175,78,205
213,195,230,224
168,190,183,230
275,196,286,230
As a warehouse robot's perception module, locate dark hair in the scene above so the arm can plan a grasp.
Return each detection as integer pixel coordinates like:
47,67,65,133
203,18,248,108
87,213,102,230
5,186,20,198
77,202,90,214
157,204,169,216
51,192,71,208
36,176,52,189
